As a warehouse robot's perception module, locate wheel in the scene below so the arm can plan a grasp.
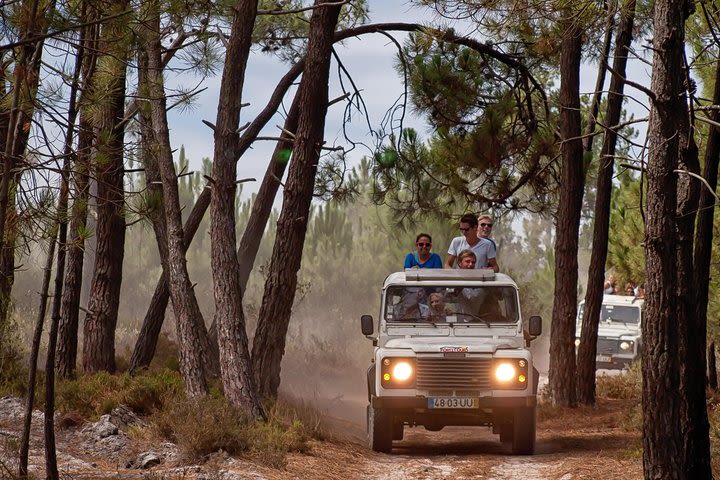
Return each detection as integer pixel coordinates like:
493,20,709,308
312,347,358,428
392,421,404,440
511,406,536,455
367,404,393,453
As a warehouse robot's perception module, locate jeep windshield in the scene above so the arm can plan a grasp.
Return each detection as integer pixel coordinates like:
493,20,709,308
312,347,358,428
384,285,519,324
578,303,641,325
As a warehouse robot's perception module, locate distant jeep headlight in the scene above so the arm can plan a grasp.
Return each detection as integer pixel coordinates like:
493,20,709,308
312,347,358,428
381,357,415,388
574,338,581,347
620,341,634,351
492,359,529,389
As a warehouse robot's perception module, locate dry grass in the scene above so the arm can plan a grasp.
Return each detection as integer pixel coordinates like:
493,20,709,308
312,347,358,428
55,369,183,419
149,395,310,468
595,363,641,399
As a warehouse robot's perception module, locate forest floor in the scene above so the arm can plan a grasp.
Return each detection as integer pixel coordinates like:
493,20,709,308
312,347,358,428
0,393,642,480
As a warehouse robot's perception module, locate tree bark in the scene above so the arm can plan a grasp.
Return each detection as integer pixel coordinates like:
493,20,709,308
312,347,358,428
56,2,99,379
547,12,584,407
576,0,635,406
140,1,213,395
82,0,130,373
252,0,343,400
642,0,689,474
210,0,264,419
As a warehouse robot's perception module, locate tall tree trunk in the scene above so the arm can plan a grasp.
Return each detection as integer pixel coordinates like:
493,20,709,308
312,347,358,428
252,0,343,400
82,0,130,373
57,1,99,379
18,232,56,478
43,14,86,474
642,0,689,474
140,1,212,395
547,12,584,407
210,0,264,419
675,56,710,480
576,0,636,406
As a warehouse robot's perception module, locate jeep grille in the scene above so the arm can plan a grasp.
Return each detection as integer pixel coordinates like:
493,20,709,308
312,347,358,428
597,337,621,354
416,357,492,390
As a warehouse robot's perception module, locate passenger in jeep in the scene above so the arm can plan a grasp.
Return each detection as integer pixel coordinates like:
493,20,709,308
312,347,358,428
428,292,449,321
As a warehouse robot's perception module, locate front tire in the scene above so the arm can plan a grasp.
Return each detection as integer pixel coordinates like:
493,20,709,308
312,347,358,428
367,404,393,453
392,420,404,440
511,406,536,455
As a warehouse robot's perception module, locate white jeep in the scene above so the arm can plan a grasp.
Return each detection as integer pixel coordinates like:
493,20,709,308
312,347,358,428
360,269,542,454
575,294,643,369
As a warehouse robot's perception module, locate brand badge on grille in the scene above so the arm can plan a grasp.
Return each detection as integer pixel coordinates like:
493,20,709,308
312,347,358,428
440,346,468,353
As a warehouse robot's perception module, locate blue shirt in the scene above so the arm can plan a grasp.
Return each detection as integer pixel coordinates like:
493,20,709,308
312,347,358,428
404,252,443,269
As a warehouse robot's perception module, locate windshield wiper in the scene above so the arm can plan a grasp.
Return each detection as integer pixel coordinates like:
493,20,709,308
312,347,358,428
446,310,491,327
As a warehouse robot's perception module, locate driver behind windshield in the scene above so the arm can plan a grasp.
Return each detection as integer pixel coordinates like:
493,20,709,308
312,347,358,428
398,290,429,320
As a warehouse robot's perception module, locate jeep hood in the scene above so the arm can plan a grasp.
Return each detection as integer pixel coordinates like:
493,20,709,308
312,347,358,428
383,336,522,353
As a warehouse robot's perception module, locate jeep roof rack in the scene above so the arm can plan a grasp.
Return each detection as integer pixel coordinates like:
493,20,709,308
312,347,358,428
404,268,496,281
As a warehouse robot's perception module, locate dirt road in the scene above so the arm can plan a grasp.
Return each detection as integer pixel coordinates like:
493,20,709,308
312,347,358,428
0,394,642,480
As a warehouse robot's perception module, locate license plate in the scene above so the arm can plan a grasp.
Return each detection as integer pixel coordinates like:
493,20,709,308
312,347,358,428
428,397,478,409
596,354,612,363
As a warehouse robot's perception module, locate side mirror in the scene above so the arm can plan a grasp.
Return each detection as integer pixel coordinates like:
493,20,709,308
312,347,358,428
528,315,542,337
361,314,374,336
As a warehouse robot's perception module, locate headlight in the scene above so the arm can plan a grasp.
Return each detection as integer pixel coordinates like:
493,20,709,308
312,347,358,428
381,357,415,388
574,338,581,347
620,341,634,351
495,363,516,382
393,362,413,381
492,359,529,389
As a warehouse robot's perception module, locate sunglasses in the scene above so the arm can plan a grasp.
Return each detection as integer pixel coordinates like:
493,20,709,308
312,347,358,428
480,223,493,227
459,227,470,232
417,243,431,247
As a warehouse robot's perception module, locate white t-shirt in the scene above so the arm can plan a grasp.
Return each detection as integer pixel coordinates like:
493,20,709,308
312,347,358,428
447,236,496,268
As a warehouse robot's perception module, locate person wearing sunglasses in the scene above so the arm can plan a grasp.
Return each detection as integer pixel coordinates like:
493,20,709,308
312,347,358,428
477,214,497,250
445,213,499,272
404,233,443,269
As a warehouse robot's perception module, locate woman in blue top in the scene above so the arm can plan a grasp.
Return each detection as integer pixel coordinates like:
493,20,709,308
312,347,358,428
404,233,443,269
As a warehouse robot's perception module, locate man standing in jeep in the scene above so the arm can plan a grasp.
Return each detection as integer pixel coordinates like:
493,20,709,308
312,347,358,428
445,213,499,272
